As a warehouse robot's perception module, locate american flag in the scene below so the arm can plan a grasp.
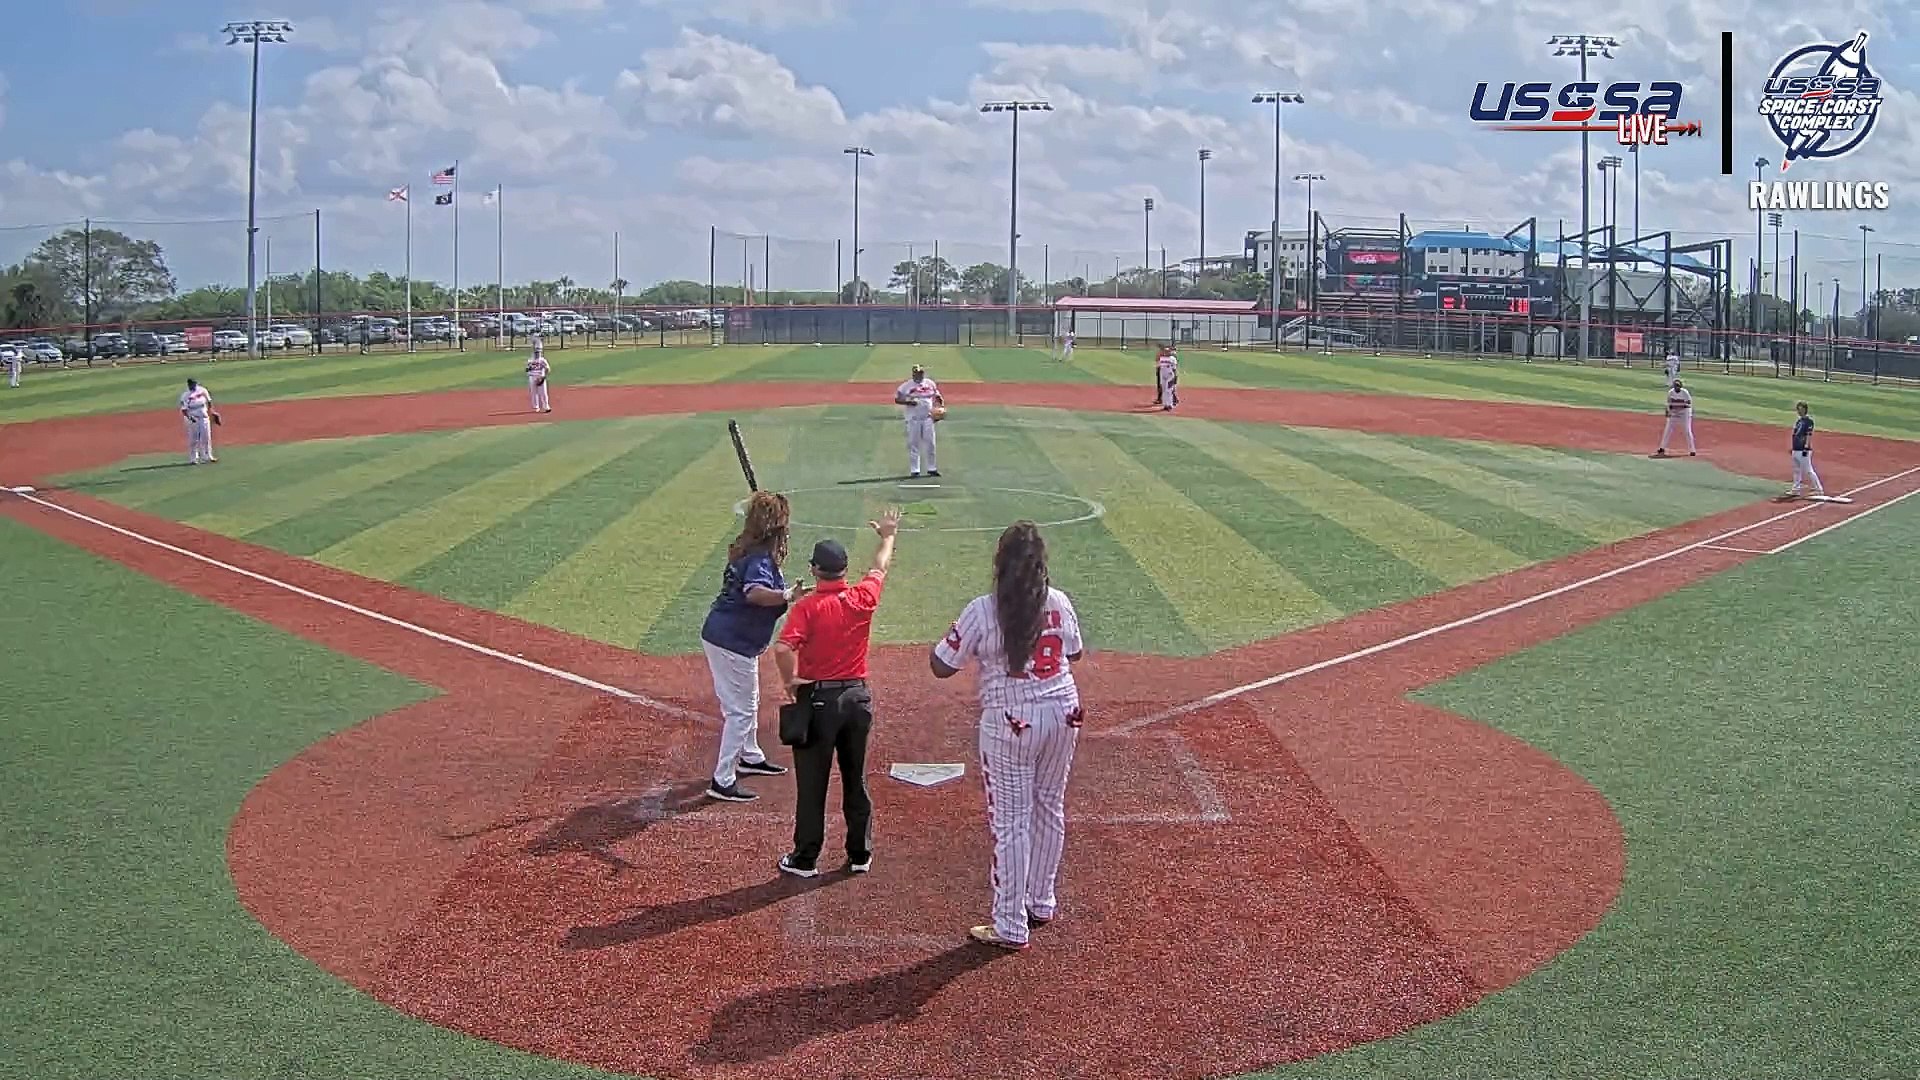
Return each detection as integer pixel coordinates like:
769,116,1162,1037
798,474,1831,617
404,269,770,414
432,165,456,185
388,186,408,202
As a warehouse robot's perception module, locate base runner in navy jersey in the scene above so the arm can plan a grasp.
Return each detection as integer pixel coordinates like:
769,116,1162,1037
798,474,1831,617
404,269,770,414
1788,401,1826,497
931,520,1085,951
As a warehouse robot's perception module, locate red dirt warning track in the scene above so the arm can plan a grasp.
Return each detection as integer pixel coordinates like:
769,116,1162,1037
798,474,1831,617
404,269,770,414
4,382,1915,1080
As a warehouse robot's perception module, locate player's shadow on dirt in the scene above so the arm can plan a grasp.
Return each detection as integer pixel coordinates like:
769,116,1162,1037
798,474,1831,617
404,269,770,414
691,945,1007,1065
517,780,715,873
562,874,848,951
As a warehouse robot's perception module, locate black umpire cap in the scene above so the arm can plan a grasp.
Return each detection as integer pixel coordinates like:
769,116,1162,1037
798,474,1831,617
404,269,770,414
810,538,849,577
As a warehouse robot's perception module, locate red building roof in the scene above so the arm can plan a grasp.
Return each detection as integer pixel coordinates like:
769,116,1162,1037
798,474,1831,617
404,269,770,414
1052,296,1258,314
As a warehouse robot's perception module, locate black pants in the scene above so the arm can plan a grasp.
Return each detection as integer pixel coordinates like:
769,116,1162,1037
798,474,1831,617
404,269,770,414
790,681,874,868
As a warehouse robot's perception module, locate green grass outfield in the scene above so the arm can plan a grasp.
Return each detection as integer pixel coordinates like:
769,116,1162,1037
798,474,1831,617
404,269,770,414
57,406,1778,656
4,495,1913,1080
5,343,1917,438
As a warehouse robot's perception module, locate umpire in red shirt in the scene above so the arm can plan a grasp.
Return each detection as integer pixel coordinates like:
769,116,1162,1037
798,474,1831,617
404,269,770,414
769,508,901,877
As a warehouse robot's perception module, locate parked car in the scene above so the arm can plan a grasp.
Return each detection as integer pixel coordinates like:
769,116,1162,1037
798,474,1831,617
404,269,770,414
127,330,163,356
256,328,289,350
24,338,65,363
270,324,314,348
211,330,248,353
90,333,132,359
158,334,189,356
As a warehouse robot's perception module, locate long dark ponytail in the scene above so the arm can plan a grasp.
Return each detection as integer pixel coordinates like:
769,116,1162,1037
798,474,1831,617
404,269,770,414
992,520,1049,677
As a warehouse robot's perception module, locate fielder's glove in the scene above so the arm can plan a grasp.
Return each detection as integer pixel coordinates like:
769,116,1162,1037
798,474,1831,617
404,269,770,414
211,412,223,426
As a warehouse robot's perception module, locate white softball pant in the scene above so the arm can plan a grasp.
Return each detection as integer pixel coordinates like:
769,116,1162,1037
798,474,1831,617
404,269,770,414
1790,449,1823,494
704,641,767,788
907,417,937,474
185,417,214,462
1660,411,1695,453
529,375,550,412
979,705,1081,945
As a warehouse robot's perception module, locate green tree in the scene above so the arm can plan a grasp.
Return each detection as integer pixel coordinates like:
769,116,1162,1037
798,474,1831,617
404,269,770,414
26,227,177,320
839,278,872,304
1,263,65,329
888,256,958,303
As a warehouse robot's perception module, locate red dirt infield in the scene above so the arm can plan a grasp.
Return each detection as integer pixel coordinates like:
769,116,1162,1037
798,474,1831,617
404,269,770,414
5,380,1916,1080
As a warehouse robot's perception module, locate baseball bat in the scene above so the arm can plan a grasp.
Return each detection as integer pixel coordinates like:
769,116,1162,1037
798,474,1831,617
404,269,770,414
727,419,759,492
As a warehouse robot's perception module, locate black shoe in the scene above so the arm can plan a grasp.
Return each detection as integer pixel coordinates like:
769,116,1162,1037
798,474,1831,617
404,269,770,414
737,758,787,776
779,854,819,878
706,781,757,802
848,854,873,874
927,470,941,477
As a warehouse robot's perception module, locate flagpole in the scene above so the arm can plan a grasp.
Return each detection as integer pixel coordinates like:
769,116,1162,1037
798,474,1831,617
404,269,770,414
452,160,460,349
613,229,621,348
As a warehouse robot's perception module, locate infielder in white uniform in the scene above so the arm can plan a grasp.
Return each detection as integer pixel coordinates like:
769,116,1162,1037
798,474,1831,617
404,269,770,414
525,336,552,413
179,378,217,464
1654,378,1696,457
894,365,943,477
1155,345,1179,411
1664,352,1681,382
932,520,1086,951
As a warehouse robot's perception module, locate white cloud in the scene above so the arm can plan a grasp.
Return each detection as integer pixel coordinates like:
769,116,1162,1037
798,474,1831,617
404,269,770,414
615,29,848,141
628,0,843,27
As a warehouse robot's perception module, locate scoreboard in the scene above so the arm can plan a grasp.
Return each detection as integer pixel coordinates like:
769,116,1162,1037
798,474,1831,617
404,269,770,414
1423,278,1557,316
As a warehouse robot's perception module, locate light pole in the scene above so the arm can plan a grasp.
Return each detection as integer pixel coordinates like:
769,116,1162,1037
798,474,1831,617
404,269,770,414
1254,91,1304,346
1599,156,1621,241
1859,223,1873,338
224,19,292,360
981,100,1051,341
1295,173,1324,343
843,146,873,304
1630,143,1640,238
1753,156,1768,344
1143,198,1154,297
1769,211,1783,334
1197,148,1212,289
1549,34,1617,364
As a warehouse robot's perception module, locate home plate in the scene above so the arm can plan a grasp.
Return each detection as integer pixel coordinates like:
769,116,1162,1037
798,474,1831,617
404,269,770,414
889,763,965,787
1808,494,1854,503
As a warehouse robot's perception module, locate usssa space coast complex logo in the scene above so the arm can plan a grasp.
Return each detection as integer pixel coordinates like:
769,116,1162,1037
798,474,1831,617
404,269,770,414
1760,32,1883,169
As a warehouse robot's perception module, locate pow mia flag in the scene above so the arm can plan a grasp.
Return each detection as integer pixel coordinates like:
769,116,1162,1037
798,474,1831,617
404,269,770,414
434,192,453,206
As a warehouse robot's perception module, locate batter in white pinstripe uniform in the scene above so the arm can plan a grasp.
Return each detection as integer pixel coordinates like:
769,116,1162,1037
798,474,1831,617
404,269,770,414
931,519,1085,951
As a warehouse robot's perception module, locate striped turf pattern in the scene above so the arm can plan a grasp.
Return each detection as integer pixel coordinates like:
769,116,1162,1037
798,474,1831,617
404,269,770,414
62,405,1780,657
6,343,1918,438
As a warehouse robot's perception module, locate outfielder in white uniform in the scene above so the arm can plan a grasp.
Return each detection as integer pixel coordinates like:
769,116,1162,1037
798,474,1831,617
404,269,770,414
526,337,552,413
1654,379,1696,457
894,365,943,478
932,520,1085,951
179,378,217,464
4,345,21,388
1155,345,1179,411
1663,352,1681,382
1058,331,1075,363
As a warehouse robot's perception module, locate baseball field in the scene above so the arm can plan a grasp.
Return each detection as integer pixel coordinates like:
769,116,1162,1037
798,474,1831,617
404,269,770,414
2,342,1915,1080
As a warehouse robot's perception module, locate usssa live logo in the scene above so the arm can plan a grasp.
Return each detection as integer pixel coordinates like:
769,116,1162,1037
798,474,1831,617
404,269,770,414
1751,31,1890,211
1470,76,1701,144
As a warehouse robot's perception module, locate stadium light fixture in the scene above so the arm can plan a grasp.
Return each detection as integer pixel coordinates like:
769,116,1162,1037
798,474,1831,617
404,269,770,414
1253,91,1304,346
1754,155,1769,340
980,101,1051,340
1197,149,1212,281
1548,34,1615,365
225,20,293,360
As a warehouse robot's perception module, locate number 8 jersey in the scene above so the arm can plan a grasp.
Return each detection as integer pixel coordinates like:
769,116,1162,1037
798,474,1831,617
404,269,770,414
933,588,1084,715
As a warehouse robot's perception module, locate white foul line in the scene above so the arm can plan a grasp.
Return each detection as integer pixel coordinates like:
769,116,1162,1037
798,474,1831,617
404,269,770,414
3,488,708,724
1110,464,1920,735
1701,544,1777,555
1764,481,1920,554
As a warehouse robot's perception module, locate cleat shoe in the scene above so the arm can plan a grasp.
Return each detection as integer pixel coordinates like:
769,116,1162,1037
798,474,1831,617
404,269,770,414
778,854,819,878
737,758,787,776
968,925,1029,950
706,781,757,803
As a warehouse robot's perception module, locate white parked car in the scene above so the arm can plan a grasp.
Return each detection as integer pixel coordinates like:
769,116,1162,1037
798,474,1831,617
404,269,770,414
255,329,289,350
270,324,313,347
24,338,65,363
211,330,248,353
158,335,189,356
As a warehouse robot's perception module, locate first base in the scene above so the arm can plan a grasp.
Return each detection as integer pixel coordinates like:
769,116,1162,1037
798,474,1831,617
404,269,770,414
889,763,965,787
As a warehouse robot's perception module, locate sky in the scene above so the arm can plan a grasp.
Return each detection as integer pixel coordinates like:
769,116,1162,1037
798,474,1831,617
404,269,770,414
1,0,1915,306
